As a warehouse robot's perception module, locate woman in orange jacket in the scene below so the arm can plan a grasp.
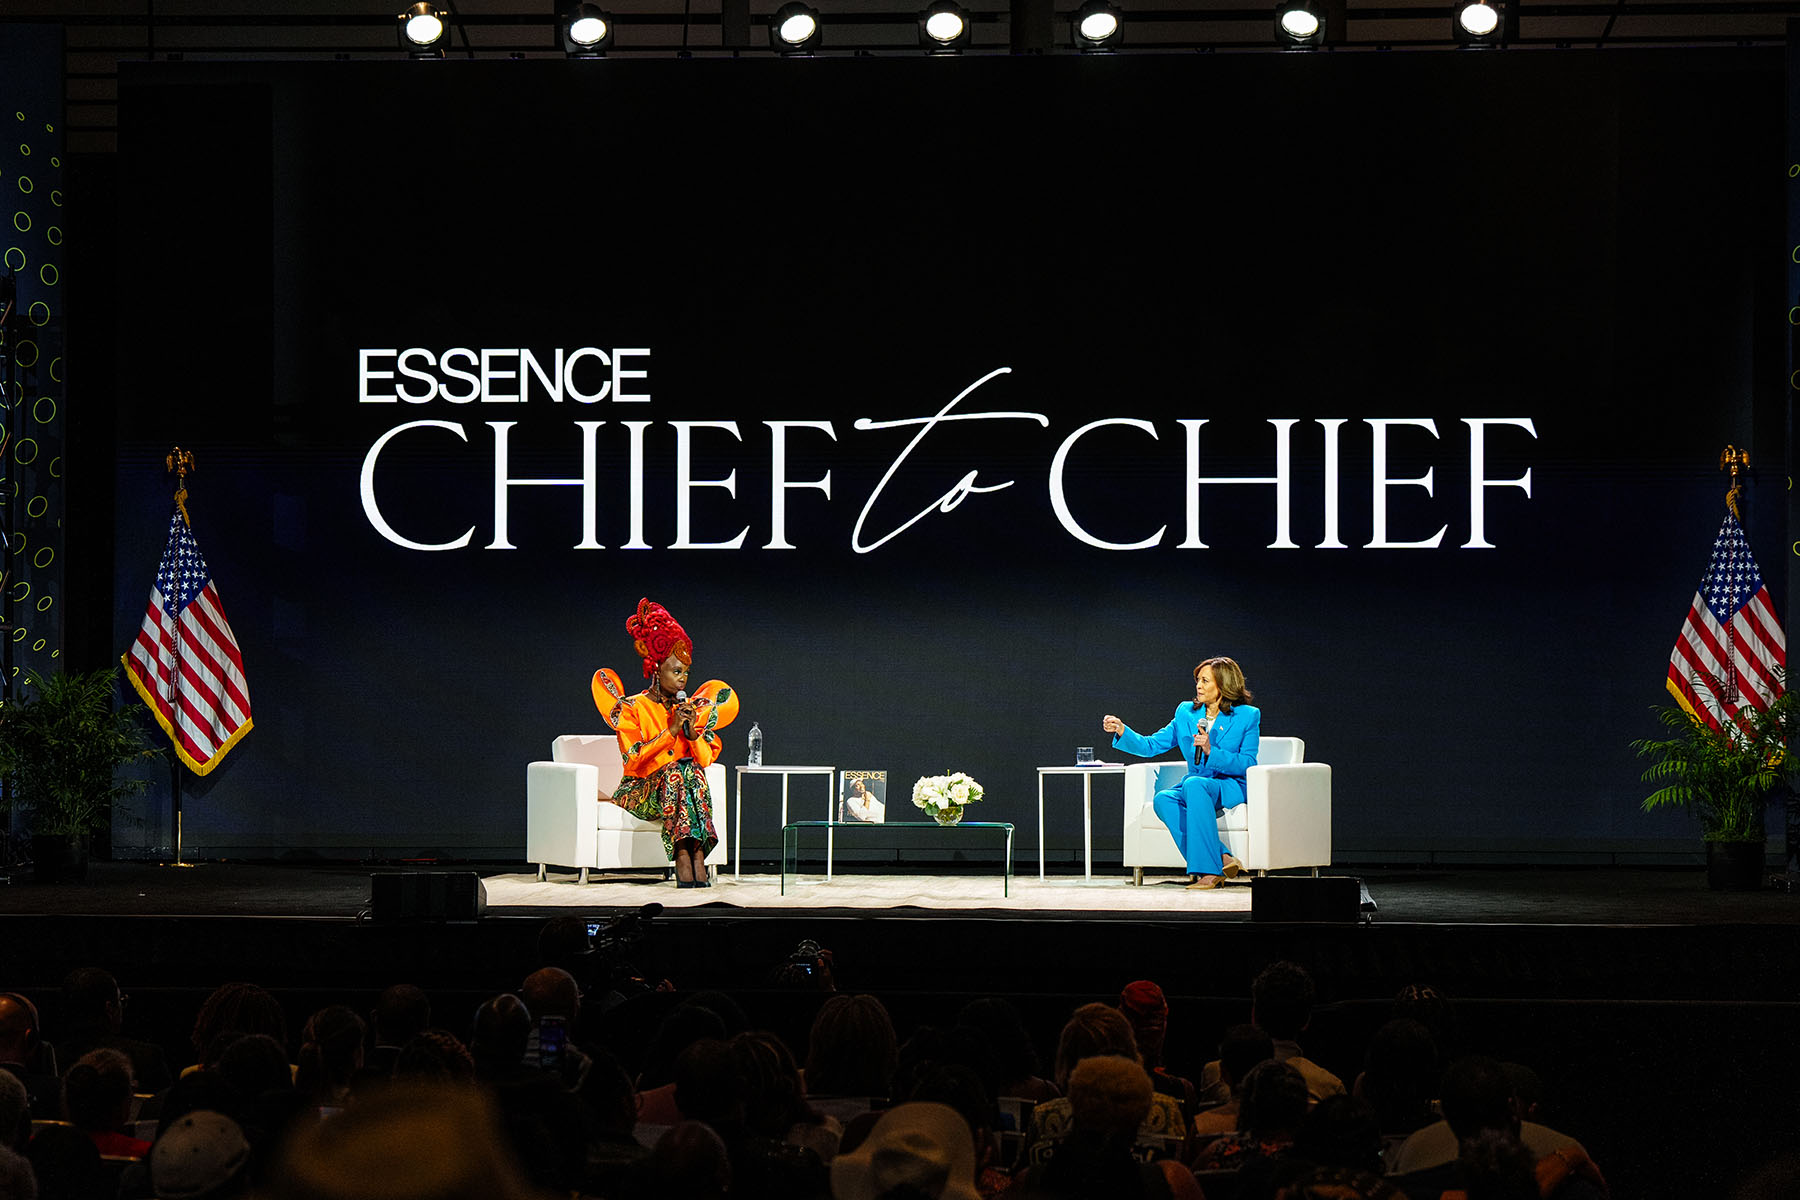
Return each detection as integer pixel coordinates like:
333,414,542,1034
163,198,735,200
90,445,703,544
593,598,736,888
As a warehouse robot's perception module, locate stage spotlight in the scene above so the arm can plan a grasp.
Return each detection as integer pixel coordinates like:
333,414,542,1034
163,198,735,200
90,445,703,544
920,1,971,52
561,2,614,55
1455,0,1503,43
1275,0,1324,46
397,2,448,55
771,2,822,52
1071,0,1121,50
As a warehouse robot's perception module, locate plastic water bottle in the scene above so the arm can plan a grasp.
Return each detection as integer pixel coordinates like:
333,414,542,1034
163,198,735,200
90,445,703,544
747,722,764,766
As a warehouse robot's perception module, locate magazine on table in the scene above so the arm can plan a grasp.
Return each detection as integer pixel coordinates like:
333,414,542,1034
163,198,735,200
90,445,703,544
839,771,887,823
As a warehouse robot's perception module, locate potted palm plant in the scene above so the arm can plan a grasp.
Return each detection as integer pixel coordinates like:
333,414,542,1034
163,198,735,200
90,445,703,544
1634,670,1793,891
0,667,160,883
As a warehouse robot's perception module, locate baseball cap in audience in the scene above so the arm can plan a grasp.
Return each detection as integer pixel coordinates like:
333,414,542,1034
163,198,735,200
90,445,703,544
829,1102,982,1200
151,1111,251,1200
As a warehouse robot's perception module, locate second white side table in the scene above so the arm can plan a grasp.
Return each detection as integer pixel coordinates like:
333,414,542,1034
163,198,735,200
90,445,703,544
1036,764,1127,880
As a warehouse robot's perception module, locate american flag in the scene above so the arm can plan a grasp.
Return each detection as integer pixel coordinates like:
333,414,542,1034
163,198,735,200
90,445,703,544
123,506,253,774
1666,507,1786,733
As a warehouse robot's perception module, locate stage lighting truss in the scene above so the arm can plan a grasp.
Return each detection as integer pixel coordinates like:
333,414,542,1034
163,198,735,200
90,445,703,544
771,2,822,52
397,2,449,56
920,0,973,52
1071,0,1122,50
562,2,614,55
1455,0,1505,44
1275,0,1325,46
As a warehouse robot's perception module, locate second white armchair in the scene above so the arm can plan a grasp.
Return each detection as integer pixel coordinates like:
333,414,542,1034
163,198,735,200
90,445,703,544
1121,735,1331,885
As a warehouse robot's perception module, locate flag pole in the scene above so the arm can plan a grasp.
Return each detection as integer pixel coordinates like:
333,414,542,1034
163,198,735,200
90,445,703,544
165,447,195,869
1732,443,1800,894
1721,444,1748,521
1719,445,1750,706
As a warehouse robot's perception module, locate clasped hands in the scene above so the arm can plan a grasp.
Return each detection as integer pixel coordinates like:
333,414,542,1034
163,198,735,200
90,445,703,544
671,699,700,739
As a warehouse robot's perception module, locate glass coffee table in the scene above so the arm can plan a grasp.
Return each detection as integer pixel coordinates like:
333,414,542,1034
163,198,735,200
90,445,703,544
781,820,1016,897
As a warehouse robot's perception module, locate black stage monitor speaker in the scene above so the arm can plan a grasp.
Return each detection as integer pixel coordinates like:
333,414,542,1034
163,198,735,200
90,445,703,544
1252,875,1366,923
370,872,487,921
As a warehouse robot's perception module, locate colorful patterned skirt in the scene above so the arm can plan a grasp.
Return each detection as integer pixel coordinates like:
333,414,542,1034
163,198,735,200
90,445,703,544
612,758,718,860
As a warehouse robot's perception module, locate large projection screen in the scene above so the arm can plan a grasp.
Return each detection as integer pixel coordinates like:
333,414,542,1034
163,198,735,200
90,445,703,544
111,51,1785,860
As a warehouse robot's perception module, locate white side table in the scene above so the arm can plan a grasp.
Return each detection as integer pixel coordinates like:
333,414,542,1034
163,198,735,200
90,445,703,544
733,765,836,878
1036,764,1126,880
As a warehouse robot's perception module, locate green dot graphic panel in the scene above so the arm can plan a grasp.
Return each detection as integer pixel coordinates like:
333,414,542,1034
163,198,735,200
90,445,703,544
0,25,66,683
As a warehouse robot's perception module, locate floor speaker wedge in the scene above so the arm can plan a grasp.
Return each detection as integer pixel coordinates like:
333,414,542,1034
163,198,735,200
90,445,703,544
369,871,488,921
1251,875,1364,923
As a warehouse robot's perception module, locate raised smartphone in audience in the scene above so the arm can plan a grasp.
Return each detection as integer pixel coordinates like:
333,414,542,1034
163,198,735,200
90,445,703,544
539,1015,567,1073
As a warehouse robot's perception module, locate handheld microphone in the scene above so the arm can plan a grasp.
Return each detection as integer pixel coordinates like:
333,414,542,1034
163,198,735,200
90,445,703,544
676,690,688,702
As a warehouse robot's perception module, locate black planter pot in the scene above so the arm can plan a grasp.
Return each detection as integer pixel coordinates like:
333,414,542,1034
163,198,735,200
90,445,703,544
1705,839,1765,891
31,834,89,884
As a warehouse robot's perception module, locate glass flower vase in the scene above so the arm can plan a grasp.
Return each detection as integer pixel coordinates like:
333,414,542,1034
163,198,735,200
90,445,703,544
934,804,964,826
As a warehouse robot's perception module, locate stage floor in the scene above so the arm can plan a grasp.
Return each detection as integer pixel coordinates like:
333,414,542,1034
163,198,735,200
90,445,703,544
7,860,1800,1009
3,860,1799,924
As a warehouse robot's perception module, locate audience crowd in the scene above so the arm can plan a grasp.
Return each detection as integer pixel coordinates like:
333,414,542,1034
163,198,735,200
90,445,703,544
0,934,1787,1200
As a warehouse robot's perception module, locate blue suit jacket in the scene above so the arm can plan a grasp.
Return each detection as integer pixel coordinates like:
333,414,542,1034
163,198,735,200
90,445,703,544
1113,703,1262,807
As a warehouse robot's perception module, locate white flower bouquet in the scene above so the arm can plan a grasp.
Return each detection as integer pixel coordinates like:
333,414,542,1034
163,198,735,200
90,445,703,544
911,772,985,824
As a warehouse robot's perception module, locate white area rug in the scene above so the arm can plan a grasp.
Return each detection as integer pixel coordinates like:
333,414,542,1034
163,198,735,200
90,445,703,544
481,871,1252,912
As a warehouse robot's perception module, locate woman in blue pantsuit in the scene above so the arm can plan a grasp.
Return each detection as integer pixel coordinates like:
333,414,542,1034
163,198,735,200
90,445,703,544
1103,657,1261,890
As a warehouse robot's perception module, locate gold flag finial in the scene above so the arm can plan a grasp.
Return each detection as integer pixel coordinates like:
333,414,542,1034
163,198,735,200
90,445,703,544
166,447,195,525
1720,444,1749,521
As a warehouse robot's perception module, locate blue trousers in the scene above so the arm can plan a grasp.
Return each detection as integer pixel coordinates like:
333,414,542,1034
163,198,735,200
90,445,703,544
1151,774,1241,876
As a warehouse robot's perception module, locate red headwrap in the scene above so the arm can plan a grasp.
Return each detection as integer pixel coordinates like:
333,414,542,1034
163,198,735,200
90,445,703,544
1118,980,1169,1042
626,597,692,679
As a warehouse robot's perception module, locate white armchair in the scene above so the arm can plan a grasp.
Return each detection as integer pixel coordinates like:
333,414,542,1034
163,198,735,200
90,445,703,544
526,735,728,883
1121,736,1330,885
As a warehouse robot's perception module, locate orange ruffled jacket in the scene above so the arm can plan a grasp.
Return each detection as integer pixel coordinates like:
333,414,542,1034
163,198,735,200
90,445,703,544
591,668,736,778
612,692,723,778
